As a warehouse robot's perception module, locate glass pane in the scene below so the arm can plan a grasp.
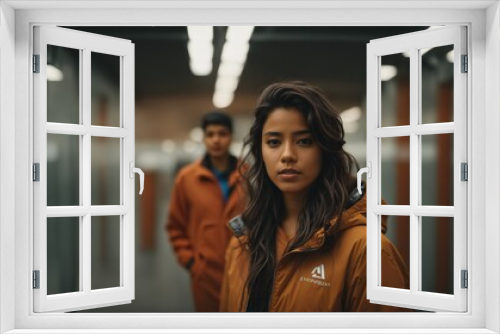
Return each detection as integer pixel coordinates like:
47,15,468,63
47,217,80,295
47,134,80,206
381,137,410,206
91,216,121,290
421,216,454,294
91,52,121,127
381,215,410,290
421,134,454,206
47,45,80,124
421,45,454,124
91,137,121,206
381,53,410,127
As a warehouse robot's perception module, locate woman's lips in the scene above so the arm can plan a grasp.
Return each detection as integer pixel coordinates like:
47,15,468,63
278,169,301,181
278,173,301,181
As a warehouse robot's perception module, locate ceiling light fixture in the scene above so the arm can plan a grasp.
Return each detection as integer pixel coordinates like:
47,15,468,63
47,64,64,81
341,106,362,123
213,26,254,108
187,26,213,76
380,65,398,81
446,50,454,63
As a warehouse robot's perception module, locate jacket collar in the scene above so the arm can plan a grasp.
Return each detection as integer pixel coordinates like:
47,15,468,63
228,182,386,251
195,153,241,186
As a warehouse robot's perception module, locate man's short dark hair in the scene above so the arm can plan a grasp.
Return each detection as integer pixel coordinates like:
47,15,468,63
201,111,233,133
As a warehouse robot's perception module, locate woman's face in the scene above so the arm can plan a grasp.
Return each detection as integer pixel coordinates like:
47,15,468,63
262,107,322,197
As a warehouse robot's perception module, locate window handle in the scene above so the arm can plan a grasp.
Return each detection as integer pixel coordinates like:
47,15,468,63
129,162,145,195
357,162,371,194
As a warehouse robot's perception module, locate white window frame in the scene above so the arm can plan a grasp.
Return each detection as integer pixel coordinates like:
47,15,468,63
33,25,136,313
1,1,499,333
366,26,468,312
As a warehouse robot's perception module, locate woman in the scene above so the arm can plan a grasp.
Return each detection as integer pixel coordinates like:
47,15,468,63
220,81,409,312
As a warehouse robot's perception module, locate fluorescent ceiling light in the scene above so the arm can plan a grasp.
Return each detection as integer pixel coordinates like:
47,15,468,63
217,62,245,77
446,50,454,63
187,26,213,42
341,106,362,123
187,40,213,76
226,26,254,43
221,42,249,63
47,64,64,81
187,41,213,61
215,76,239,92
183,140,198,153
343,121,359,134
189,61,212,76
380,65,398,81
161,140,176,153
189,127,204,142
230,141,244,157
213,90,234,108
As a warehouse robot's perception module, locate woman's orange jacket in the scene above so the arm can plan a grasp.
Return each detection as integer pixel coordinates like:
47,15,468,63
166,156,246,312
219,191,410,312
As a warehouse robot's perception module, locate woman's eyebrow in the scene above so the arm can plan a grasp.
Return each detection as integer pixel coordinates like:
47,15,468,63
263,130,311,137
263,131,282,137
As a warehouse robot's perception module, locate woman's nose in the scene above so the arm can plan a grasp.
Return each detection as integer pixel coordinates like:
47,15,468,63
280,142,297,162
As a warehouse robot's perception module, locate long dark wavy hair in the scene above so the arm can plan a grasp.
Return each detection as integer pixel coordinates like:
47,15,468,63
239,81,359,311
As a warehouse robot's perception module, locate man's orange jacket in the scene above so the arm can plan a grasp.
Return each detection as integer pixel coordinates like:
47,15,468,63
166,155,246,312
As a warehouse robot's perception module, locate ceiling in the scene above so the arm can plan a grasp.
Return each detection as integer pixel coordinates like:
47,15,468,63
67,26,428,110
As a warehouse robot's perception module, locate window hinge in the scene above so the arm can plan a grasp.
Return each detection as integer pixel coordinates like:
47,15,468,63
461,54,468,73
33,270,40,289
33,163,40,182
461,270,468,289
461,162,468,181
33,54,40,73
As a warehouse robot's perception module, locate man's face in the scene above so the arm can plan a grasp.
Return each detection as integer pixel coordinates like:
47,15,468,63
203,124,232,159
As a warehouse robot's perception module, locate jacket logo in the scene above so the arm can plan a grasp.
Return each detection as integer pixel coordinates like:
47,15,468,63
311,264,325,280
300,264,330,287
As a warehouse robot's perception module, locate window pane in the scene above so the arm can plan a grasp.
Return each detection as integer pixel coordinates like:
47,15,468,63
91,52,121,127
421,134,454,206
47,217,80,295
381,137,410,206
381,215,410,290
421,45,454,124
47,45,80,124
381,53,409,127
47,134,80,206
91,216,121,290
421,216,454,295
91,137,121,206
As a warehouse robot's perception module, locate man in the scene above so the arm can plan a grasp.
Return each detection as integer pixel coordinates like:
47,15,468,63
166,111,246,312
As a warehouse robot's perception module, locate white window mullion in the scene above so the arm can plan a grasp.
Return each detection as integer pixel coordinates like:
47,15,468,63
122,47,135,295
90,206,129,216
409,46,419,296
90,126,130,138
33,26,49,309
453,26,468,312
47,123,88,136
82,47,92,295
365,42,379,298
413,122,454,135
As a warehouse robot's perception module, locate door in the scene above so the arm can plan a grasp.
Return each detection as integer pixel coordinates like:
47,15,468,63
33,26,141,312
363,26,467,312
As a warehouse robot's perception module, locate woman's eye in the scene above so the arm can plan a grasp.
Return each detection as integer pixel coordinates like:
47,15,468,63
298,138,313,146
267,139,280,147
